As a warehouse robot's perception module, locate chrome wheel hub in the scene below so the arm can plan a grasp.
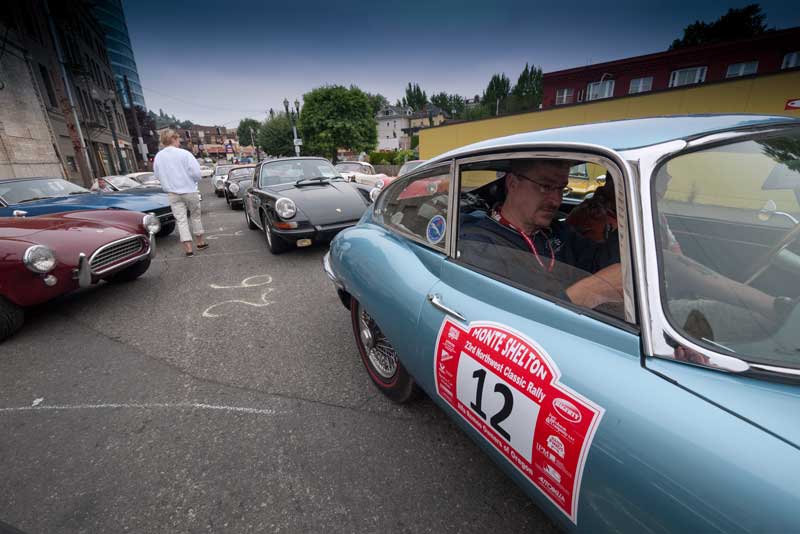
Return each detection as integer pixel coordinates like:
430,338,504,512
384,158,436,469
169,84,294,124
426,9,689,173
358,308,397,379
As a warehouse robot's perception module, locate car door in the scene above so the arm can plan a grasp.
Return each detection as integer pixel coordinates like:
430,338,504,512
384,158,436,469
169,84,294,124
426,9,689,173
409,149,800,533
245,163,264,226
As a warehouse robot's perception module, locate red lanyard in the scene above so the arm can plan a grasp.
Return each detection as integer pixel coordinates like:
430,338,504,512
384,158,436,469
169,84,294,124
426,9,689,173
492,210,555,272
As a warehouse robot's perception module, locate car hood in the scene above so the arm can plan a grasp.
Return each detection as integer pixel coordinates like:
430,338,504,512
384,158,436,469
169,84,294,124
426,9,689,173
0,190,169,217
268,181,368,225
0,217,139,260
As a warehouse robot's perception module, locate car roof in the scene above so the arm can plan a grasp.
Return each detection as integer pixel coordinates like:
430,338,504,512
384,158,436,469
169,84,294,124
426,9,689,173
0,176,68,182
425,114,800,167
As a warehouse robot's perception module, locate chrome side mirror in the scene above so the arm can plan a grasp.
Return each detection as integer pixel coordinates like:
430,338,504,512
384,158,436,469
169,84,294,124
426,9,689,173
595,175,607,186
759,199,799,225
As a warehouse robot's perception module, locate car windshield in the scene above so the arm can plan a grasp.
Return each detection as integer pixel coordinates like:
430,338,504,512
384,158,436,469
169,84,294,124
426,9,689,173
130,172,155,183
653,131,800,369
336,163,367,173
214,166,232,176
228,167,254,179
108,175,142,189
399,160,425,175
260,159,338,187
0,177,89,204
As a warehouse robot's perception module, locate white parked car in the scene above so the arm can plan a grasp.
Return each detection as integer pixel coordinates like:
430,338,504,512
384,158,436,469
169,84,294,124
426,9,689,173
200,165,214,178
212,165,234,196
335,161,389,188
126,172,161,187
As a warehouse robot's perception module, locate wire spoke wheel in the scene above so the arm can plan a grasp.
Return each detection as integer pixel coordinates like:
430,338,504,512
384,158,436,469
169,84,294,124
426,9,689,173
358,308,398,379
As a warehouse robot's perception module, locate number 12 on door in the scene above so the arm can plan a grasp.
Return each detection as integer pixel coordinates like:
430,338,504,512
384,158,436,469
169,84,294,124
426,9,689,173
456,354,540,463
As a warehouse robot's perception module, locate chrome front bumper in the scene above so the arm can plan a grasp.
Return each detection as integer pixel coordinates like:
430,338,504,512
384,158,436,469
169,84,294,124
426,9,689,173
75,232,156,288
322,252,343,290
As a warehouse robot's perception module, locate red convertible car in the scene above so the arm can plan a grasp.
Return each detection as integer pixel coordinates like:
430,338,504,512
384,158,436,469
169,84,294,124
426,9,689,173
0,210,160,341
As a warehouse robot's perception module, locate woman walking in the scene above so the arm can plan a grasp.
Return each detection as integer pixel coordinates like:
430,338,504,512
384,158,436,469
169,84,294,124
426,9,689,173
153,129,208,256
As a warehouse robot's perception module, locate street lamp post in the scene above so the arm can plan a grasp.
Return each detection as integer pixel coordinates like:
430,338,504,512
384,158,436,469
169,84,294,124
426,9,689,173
283,98,301,157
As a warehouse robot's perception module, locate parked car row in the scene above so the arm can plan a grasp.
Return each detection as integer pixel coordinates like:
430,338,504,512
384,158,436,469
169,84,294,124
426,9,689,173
322,115,800,533
0,176,177,341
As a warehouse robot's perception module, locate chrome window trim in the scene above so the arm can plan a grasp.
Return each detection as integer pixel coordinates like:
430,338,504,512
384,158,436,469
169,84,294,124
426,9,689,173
449,146,638,326
627,124,800,377
373,162,454,256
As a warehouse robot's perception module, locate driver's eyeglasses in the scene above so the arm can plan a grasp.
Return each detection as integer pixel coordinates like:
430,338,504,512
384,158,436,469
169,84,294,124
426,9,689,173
514,173,567,195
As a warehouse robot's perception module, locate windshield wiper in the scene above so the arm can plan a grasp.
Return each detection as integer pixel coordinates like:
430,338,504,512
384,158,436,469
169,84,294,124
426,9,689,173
69,191,90,195
295,176,332,185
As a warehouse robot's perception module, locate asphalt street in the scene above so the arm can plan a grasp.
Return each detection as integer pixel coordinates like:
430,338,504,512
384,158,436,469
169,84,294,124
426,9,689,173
0,179,557,534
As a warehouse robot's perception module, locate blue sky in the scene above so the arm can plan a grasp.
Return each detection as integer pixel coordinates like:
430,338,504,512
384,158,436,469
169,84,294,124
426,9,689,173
123,0,800,126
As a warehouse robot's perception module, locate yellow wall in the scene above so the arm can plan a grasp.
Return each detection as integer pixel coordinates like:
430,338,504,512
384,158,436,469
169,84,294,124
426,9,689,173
419,71,800,159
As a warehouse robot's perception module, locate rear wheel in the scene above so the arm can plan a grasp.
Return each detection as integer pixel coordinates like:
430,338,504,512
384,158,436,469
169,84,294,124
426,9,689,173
105,258,151,283
351,298,418,403
263,213,288,255
0,296,24,343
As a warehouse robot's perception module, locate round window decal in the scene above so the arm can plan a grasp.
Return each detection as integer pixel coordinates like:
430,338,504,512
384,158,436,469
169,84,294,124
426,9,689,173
426,215,446,244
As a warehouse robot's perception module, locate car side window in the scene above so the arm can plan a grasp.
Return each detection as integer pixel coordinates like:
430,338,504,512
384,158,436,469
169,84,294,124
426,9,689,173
376,166,451,251
455,156,632,322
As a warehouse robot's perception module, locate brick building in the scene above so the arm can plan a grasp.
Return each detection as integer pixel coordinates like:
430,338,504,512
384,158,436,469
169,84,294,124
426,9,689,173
0,1,135,185
542,27,800,109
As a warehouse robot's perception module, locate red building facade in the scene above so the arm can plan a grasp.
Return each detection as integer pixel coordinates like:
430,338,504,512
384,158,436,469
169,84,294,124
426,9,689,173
542,28,800,109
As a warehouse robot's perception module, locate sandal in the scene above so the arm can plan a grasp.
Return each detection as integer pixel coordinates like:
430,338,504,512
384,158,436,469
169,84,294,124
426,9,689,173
185,251,194,257
197,243,209,250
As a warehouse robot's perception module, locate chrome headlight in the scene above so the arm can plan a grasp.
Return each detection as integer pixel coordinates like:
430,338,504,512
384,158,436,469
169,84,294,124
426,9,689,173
275,197,296,219
369,188,381,203
229,182,240,194
23,245,56,273
142,213,161,234
375,178,385,189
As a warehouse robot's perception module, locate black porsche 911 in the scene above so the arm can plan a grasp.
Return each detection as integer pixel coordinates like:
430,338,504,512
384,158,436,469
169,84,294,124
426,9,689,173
243,157,374,254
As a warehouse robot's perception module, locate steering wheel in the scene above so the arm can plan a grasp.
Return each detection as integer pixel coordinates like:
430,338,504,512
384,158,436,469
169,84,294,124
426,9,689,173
744,222,800,285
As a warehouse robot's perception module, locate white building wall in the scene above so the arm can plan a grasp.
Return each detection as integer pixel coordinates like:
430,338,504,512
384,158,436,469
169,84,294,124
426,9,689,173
375,115,409,151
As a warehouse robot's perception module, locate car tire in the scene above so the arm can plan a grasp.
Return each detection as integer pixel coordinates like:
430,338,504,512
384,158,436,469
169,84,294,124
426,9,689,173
351,298,418,403
262,213,288,255
215,189,223,197
0,296,24,343
156,221,175,237
245,206,258,230
105,258,151,283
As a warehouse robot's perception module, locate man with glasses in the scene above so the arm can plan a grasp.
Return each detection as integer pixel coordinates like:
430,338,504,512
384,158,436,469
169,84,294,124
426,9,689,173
459,159,623,310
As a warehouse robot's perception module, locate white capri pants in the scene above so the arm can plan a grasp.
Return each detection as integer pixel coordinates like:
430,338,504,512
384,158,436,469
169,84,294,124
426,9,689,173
168,192,204,242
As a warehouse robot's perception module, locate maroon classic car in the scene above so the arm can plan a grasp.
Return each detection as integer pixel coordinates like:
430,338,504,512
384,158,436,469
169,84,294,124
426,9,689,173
0,209,161,341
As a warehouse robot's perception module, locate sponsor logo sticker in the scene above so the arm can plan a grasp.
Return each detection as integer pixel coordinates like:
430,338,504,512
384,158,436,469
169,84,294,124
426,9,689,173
553,398,582,424
426,214,446,244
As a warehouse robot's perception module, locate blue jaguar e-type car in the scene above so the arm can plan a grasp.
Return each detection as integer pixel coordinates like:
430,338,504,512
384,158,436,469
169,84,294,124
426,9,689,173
0,176,175,236
324,114,800,532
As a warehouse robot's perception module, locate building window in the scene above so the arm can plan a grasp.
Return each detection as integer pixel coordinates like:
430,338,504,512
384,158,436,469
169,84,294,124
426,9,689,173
38,64,58,108
669,66,707,87
587,79,615,101
726,61,758,78
782,51,799,70
555,88,574,105
629,76,653,94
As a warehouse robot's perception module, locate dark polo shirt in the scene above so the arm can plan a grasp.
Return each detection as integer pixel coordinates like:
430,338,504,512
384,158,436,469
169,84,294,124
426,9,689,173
458,211,620,299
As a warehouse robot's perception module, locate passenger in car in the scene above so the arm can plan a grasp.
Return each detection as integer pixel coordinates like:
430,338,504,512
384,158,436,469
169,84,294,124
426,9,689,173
566,176,618,242
459,159,623,310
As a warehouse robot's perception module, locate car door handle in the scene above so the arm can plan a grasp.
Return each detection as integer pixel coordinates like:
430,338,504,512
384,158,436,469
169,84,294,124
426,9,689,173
427,293,466,321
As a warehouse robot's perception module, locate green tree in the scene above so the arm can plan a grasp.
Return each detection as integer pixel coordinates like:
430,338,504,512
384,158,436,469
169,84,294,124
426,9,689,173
508,63,543,113
298,85,377,162
257,114,294,157
430,92,466,118
237,118,262,146
364,92,389,116
401,82,428,111
482,74,511,116
670,4,771,50
178,119,194,129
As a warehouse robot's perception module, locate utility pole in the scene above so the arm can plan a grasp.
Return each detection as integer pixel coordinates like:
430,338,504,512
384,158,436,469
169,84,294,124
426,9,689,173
283,98,301,157
123,75,145,171
105,99,126,174
44,0,94,186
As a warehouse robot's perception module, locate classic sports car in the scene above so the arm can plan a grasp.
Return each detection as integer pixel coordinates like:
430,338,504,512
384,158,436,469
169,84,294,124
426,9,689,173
324,115,800,532
0,177,175,236
212,165,234,196
0,209,160,341
244,157,371,254
222,165,256,209
91,174,149,192
334,161,390,188
126,172,161,188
